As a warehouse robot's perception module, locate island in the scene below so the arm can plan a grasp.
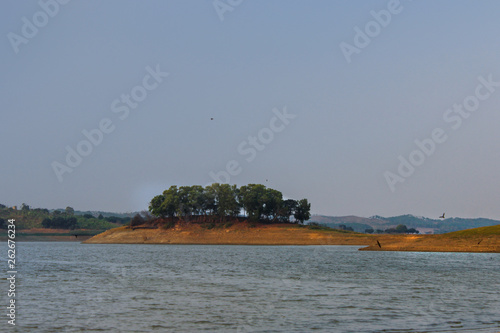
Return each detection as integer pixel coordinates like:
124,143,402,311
84,184,500,252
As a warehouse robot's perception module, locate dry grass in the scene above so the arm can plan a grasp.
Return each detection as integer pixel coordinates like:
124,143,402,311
83,223,500,253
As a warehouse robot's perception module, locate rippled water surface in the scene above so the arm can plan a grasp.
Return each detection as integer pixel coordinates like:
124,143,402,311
4,242,500,332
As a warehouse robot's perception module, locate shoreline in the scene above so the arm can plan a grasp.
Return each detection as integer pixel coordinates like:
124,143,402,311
83,223,500,253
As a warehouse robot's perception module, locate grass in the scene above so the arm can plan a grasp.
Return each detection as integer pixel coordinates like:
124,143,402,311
446,224,500,237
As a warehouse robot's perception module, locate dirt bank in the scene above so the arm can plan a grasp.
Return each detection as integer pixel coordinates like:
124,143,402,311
84,223,373,245
83,222,500,253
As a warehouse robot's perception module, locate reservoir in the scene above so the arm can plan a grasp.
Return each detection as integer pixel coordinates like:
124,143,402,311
9,242,500,332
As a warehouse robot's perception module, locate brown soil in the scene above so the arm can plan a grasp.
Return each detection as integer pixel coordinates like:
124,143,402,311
359,233,500,253
84,222,372,246
83,222,500,253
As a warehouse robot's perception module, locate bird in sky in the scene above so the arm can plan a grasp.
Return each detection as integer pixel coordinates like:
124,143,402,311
439,213,445,219
210,117,214,120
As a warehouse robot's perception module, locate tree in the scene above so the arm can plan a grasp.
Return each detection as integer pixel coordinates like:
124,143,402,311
239,184,267,220
262,188,283,221
294,199,311,224
162,186,179,218
0,218,6,229
395,224,408,233
365,228,374,234
177,186,194,218
278,199,297,223
130,214,145,227
42,217,77,229
206,183,239,219
189,185,206,216
149,194,166,217
21,203,30,211
83,213,94,219
98,214,104,219
147,183,311,225
42,218,52,228
65,206,75,216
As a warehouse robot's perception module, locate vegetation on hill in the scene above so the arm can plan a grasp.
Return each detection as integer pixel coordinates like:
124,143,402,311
446,224,500,237
310,214,500,234
0,203,129,230
147,183,311,227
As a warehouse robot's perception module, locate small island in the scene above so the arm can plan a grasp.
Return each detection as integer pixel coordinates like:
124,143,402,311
84,184,500,252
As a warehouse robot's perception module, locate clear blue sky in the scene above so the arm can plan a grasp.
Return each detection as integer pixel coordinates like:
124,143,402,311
2,0,500,219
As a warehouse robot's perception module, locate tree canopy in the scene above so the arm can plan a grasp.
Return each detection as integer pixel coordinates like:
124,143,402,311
149,183,311,224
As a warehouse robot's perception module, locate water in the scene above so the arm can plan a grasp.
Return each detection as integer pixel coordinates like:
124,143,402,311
3,242,500,332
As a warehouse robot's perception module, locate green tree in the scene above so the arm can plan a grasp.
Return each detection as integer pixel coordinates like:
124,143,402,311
149,194,165,217
203,185,217,216
239,184,267,220
21,203,30,211
262,188,283,221
42,217,77,229
278,199,297,223
206,183,239,219
190,185,207,216
65,206,75,216
395,224,408,233
41,218,52,228
294,199,311,224
177,186,194,218
161,186,179,218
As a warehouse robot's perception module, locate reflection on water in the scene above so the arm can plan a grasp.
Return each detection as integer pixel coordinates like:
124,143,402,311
6,242,500,332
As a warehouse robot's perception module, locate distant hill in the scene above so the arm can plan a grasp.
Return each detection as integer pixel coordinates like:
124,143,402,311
309,214,500,234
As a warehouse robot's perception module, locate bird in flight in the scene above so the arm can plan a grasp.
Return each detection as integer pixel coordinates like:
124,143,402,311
376,240,381,248
210,117,214,120
439,213,445,219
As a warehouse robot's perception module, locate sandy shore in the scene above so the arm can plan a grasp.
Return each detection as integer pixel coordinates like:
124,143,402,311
83,223,500,253
359,232,500,253
84,223,373,246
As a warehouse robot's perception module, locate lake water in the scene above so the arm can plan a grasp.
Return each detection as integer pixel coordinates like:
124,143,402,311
4,242,500,332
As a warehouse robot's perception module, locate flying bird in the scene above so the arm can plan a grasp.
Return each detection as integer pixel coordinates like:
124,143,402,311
439,213,445,219
210,117,214,120
376,240,381,248
477,239,483,245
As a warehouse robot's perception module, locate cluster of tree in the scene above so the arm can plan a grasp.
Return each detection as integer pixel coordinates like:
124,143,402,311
365,224,419,234
42,217,78,229
149,183,311,223
0,203,130,231
338,224,354,231
81,213,129,224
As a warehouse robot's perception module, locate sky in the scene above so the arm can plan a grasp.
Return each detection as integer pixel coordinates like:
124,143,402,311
1,0,500,219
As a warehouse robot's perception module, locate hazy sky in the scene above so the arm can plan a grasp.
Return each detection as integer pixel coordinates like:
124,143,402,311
2,0,500,219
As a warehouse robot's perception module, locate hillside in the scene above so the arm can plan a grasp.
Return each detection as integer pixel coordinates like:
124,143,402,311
359,224,500,252
0,205,129,231
309,214,500,234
